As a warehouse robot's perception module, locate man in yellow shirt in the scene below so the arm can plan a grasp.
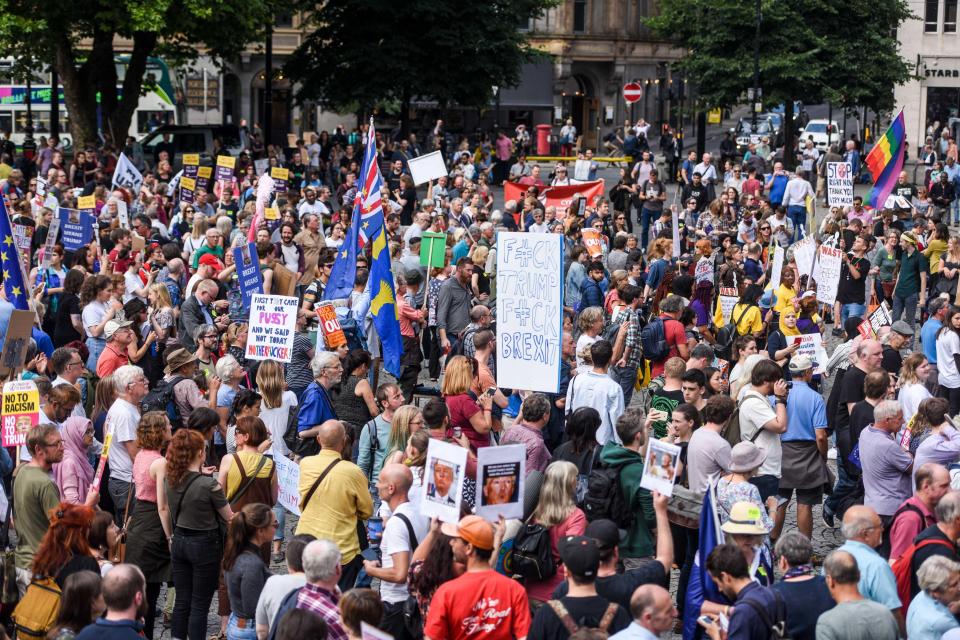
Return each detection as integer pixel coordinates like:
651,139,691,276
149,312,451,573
296,419,373,591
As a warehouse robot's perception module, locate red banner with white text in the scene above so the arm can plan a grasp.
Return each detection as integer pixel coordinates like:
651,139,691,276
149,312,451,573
503,180,605,219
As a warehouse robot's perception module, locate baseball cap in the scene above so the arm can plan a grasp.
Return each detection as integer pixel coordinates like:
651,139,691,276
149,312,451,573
584,519,625,551
104,319,132,340
440,515,494,551
891,320,915,337
558,536,600,578
199,253,224,271
788,354,813,373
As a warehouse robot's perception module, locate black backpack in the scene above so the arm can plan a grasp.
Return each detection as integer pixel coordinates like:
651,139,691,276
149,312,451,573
714,303,755,362
511,521,556,582
582,458,635,528
740,591,791,640
140,376,186,429
639,316,669,362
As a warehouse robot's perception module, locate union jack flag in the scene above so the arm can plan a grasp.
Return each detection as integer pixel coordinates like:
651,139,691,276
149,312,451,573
355,125,384,248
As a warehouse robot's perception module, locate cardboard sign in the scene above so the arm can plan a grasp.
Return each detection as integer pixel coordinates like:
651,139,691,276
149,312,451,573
419,232,447,269
815,245,843,306
179,176,196,204
476,444,525,522
718,287,739,325
273,454,301,516
581,228,604,257
271,167,289,192
271,263,297,297
496,233,563,393
233,242,264,316
316,303,347,348
246,294,299,363
827,162,854,207
11,224,32,270
215,155,236,182
408,151,448,186
640,439,681,497
0,311,34,379
421,438,468,523
1,380,39,448
77,195,96,212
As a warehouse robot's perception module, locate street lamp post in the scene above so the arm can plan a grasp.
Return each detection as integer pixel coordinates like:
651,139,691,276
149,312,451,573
264,21,273,147
23,68,35,162
752,0,761,129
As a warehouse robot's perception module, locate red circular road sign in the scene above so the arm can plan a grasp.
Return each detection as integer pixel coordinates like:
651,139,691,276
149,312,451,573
623,82,643,104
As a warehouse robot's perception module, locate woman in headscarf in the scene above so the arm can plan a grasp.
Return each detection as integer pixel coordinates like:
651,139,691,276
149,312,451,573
54,417,95,504
766,308,802,379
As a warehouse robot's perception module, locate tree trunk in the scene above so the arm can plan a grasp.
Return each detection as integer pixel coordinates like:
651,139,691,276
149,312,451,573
54,36,98,149
108,32,158,145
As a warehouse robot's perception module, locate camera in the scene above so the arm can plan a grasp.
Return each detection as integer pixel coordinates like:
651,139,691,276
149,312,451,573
785,382,793,390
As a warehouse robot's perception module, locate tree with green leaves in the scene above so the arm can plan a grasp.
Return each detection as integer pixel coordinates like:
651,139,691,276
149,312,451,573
0,0,288,148
647,0,912,164
286,0,555,134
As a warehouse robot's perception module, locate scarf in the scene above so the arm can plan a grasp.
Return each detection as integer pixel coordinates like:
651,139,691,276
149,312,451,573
53,416,95,490
779,313,802,337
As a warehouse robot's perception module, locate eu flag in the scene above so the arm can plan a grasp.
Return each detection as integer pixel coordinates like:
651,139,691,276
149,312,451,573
322,201,361,301
682,475,726,639
0,199,29,310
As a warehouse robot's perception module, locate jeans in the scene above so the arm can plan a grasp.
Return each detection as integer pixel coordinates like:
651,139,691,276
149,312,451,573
640,207,658,248
108,477,135,527
892,291,919,332
787,205,806,242
272,501,286,542
824,461,858,515
841,303,867,325
85,336,106,371
610,364,639,406
171,529,222,640
676,526,700,617
226,614,258,640
952,197,960,224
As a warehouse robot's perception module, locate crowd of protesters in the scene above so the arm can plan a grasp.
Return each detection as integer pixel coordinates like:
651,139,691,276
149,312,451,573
2,116,960,640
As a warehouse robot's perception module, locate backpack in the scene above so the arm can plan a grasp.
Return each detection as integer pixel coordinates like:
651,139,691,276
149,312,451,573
602,306,632,362
12,576,61,640
546,600,619,638
582,458,636,528
892,537,953,610
140,375,187,429
739,591,790,640
714,304,756,362
720,391,766,448
451,325,478,357
511,521,556,582
639,316,669,362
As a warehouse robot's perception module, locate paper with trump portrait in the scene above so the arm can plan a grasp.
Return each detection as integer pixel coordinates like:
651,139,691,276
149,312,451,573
421,438,468,523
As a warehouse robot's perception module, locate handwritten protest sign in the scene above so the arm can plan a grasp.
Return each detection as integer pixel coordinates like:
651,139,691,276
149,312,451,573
58,208,94,252
476,444,525,522
581,228,604,257
790,333,830,374
316,303,347,348
271,167,289,192
671,207,681,257
233,242,263,316
718,287,739,325
695,257,714,285
769,245,785,292
12,224,31,270
815,245,843,306
40,217,61,269
827,162,854,207
1,380,38,448
246,294,298,363
792,235,817,279
215,155,236,182
496,233,563,393
273,455,301,516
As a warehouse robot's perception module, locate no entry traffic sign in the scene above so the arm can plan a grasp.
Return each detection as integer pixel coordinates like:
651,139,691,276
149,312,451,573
623,82,643,104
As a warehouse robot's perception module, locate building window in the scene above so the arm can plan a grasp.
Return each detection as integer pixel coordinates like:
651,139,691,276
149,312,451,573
947,0,958,32
926,0,940,31
274,13,293,28
518,15,531,31
573,0,587,32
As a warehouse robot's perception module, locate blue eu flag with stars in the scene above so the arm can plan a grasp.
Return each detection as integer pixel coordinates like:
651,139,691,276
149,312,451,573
0,199,29,310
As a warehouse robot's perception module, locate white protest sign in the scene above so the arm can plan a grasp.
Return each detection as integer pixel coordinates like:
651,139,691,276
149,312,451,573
769,245,785,292
273,455,301,515
718,287,739,325
115,199,129,229
496,232,563,393
254,158,270,176
421,438,469,523
408,151,449,186
869,302,893,335
789,333,830,375
694,257,714,285
476,444,525,522
640,439,681,497
573,159,592,182
815,245,843,306
827,162,854,207
112,152,144,195
246,294,299,362
792,236,817,280
40,217,61,269
671,207,680,257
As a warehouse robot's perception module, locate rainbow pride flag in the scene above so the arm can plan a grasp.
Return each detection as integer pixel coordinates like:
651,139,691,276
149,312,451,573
865,110,906,209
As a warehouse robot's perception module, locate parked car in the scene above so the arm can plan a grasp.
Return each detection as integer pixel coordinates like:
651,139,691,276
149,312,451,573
797,119,843,152
139,124,245,167
732,117,775,157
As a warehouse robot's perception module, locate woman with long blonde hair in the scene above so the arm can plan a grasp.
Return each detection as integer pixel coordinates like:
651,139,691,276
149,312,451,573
526,461,586,606
899,352,933,428
385,405,424,465
182,215,208,264
441,356,493,451
255,360,297,560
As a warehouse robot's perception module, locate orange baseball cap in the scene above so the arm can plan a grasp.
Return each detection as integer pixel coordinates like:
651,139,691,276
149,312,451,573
441,515,494,550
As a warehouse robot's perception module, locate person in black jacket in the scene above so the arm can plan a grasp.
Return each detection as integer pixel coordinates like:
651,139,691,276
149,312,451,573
580,262,606,310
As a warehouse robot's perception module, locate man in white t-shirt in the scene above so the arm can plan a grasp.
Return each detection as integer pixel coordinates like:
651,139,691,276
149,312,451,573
737,359,789,504
105,365,148,525
363,464,430,640
255,533,312,637
298,187,329,228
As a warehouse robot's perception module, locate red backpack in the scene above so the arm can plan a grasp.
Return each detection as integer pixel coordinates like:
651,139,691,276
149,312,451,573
891,538,953,609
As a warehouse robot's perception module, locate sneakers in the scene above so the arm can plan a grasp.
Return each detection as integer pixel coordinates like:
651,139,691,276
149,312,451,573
822,505,836,528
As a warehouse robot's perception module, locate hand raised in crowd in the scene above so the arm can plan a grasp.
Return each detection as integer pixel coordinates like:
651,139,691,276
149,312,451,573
773,379,789,400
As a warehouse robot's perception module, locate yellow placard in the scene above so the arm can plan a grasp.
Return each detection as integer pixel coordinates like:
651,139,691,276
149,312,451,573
271,167,289,181
707,108,722,125
264,207,280,220
216,155,236,169
182,153,200,167
179,177,197,192
197,166,212,179
77,195,96,211
1,380,39,448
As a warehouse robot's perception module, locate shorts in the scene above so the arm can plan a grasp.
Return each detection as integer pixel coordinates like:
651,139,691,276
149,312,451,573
778,486,823,506
749,474,780,503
